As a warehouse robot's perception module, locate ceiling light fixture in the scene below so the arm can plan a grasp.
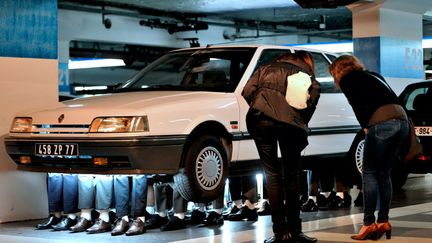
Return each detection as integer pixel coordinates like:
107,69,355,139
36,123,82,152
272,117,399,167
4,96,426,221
68,59,125,69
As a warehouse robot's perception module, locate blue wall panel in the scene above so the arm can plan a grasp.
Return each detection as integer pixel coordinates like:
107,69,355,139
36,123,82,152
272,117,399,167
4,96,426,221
0,0,57,59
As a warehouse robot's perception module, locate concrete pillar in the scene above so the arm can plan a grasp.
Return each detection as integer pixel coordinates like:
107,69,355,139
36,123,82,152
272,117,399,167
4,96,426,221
348,0,428,94
0,0,58,222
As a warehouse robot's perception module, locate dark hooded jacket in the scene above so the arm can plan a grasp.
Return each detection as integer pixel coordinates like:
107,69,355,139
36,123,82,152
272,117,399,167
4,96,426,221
242,58,320,133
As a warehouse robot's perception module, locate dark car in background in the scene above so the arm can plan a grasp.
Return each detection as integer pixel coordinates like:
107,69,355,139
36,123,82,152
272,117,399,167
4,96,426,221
349,80,432,189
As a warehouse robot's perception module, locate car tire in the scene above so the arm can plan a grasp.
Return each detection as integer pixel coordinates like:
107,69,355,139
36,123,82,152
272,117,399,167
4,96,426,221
348,131,365,187
174,135,228,202
348,131,409,190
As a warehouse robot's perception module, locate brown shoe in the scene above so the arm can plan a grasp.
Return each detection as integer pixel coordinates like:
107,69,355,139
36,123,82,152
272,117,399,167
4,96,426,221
86,218,111,234
70,217,92,233
125,219,146,236
111,218,129,236
351,223,378,240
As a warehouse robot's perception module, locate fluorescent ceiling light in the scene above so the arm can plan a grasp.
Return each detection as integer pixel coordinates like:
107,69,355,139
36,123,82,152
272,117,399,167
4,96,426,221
69,59,125,69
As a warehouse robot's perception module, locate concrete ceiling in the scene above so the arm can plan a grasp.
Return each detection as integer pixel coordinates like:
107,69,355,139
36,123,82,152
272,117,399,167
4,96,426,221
59,0,432,41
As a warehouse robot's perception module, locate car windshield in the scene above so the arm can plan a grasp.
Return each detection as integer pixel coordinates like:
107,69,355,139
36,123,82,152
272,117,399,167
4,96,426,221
116,47,256,93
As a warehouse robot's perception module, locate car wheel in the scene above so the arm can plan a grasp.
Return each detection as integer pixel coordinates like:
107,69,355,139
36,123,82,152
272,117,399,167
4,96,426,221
174,135,228,202
348,131,365,186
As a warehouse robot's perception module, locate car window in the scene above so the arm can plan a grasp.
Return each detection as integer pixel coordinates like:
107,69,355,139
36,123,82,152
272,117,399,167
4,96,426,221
119,48,255,92
255,49,340,94
402,86,430,111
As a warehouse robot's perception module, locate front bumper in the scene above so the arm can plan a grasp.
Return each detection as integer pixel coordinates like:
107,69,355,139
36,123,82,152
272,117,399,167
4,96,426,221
4,135,187,174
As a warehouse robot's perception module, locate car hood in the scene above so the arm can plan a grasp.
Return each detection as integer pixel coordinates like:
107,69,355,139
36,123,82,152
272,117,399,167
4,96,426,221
21,91,228,124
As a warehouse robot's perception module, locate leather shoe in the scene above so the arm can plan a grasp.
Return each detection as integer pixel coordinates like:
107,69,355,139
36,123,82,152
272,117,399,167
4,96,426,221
257,200,271,216
145,214,168,229
222,204,240,219
301,199,318,212
202,211,224,226
228,206,258,221
51,217,77,231
264,234,293,243
125,218,146,236
292,231,318,243
186,209,206,224
36,215,61,230
160,216,186,231
111,218,129,236
86,218,111,234
351,223,378,240
70,217,92,233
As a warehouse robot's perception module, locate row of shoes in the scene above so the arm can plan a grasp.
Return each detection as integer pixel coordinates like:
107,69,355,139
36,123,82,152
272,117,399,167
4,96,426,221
35,212,192,236
301,191,353,212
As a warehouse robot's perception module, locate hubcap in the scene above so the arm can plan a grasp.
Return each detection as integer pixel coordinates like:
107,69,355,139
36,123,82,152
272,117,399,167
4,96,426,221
195,146,223,191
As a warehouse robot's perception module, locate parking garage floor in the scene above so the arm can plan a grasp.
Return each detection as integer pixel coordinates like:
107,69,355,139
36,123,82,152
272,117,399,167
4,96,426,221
1,174,432,243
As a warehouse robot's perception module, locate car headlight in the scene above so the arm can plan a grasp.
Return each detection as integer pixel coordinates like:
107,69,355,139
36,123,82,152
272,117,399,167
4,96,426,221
10,117,33,133
89,116,149,133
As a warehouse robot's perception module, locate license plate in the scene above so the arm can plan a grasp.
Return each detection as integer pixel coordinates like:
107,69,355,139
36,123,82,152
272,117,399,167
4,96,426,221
35,143,79,156
415,126,432,136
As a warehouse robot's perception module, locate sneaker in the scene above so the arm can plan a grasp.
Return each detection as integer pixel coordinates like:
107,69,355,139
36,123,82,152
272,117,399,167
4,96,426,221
160,216,186,231
301,199,318,212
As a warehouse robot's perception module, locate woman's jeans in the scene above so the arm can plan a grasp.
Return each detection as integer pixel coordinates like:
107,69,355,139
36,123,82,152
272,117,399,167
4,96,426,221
362,119,409,225
247,112,307,235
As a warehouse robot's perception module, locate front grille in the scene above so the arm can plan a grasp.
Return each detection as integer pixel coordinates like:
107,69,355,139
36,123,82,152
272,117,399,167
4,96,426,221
33,124,90,134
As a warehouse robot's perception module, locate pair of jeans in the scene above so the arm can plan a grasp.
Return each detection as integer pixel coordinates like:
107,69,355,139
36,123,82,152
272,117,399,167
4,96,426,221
362,118,409,225
154,182,188,214
114,175,148,218
47,173,79,214
78,175,113,210
229,175,257,203
246,112,307,234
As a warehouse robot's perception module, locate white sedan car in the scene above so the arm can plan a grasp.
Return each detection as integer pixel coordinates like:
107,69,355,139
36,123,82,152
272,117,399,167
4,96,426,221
5,45,361,202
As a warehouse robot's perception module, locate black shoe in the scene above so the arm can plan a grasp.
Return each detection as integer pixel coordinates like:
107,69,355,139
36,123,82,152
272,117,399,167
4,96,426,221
222,204,240,219
187,209,206,224
86,218,111,234
36,215,61,230
329,194,351,209
51,217,77,231
228,206,258,221
301,199,318,212
145,214,168,230
257,200,271,216
202,211,224,226
160,216,186,231
317,194,329,211
125,219,146,236
264,234,293,243
354,191,363,207
70,217,92,233
292,231,318,243
111,218,129,236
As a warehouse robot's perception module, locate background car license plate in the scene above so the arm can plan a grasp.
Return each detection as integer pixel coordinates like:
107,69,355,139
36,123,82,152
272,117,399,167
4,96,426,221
415,126,432,136
35,143,79,156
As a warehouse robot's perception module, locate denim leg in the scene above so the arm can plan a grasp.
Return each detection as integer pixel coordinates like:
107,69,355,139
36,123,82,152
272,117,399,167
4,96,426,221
47,173,63,213
377,170,392,222
171,183,188,213
95,175,113,210
361,169,378,225
114,175,130,218
62,174,79,214
154,183,171,213
130,175,148,218
78,175,95,209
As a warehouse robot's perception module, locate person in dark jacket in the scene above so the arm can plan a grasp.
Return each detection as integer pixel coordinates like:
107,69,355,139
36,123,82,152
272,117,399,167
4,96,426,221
242,50,319,243
329,55,409,240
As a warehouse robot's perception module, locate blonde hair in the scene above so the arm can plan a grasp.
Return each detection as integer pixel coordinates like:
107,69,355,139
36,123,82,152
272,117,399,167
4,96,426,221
329,55,365,85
